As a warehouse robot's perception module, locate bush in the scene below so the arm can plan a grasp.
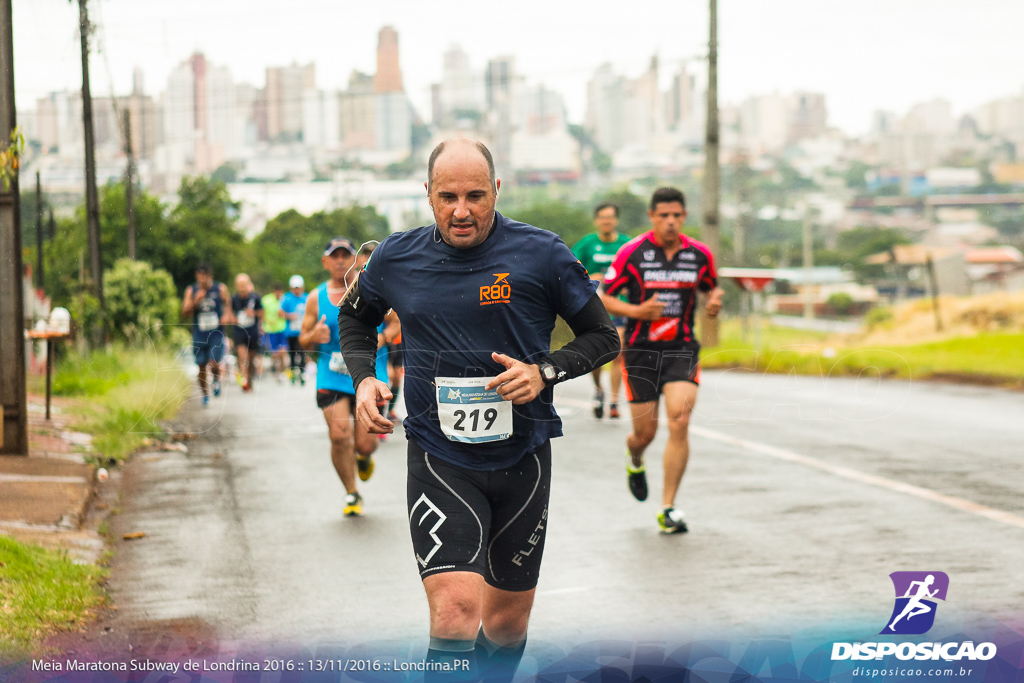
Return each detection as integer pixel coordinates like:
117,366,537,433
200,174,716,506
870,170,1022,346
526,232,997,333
826,291,855,316
865,306,894,330
104,259,179,344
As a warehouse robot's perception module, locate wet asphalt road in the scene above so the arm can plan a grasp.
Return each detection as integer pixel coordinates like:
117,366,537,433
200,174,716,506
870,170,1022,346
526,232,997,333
107,367,1024,650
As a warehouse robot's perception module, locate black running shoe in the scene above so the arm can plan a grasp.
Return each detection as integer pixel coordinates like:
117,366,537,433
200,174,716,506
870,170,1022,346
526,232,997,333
626,451,648,501
593,388,605,419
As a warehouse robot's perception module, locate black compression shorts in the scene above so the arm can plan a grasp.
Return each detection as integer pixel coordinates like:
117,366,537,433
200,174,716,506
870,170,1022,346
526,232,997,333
406,439,551,591
316,389,354,410
234,328,261,351
622,346,701,403
386,342,403,368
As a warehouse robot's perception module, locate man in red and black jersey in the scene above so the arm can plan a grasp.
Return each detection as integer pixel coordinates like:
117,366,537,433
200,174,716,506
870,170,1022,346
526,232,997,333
600,187,723,534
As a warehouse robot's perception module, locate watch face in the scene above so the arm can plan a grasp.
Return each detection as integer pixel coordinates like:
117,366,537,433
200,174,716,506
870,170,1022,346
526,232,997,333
542,365,556,381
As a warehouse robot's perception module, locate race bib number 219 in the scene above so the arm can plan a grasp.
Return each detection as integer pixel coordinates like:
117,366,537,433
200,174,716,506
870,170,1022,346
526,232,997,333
435,377,512,443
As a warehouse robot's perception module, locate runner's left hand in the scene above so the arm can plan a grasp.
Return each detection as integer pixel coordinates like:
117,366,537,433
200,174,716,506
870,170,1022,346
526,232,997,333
487,352,545,405
355,378,394,434
705,288,724,317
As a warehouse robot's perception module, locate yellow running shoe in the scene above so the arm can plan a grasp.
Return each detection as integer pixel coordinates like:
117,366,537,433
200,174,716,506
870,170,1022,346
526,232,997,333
356,454,375,482
343,492,363,517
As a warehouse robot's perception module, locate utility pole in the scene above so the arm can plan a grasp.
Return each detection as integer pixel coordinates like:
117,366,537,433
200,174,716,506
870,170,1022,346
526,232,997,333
0,0,27,455
35,170,43,289
802,207,815,321
76,0,103,315
734,150,751,268
925,253,943,333
700,0,721,347
735,150,752,341
123,108,135,259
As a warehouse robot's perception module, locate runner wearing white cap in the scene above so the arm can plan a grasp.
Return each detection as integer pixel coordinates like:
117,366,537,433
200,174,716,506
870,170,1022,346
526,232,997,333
282,274,307,384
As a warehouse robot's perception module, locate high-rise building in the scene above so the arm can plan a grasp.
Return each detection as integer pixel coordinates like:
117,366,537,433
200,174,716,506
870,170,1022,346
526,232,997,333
485,56,517,168
439,45,484,123
876,98,955,169
162,58,196,148
203,65,236,168
586,63,627,154
122,69,158,161
788,91,828,142
666,65,695,131
485,57,515,113
623,55,662,150
35,91,79,155
973,89,1024,143
375,26,403,93
518,84,565,136
904,99,954,137
339,71,376,152
376,92,411,154
159,53,241,175
235,83,261,148
266,63,315,142
304,88,341,151
737,92,789,152
191,53,208,137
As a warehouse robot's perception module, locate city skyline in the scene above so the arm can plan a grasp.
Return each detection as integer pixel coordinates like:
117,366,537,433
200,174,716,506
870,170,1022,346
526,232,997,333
12,0,1024,136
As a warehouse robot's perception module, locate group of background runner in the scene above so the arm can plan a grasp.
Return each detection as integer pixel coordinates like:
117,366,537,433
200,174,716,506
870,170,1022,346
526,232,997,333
181,242,404,519
591,188,723,535
182,267,313,401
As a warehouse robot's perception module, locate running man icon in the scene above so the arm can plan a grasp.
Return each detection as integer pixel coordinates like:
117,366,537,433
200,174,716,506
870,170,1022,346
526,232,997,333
889,575,938,629
881,571,950,635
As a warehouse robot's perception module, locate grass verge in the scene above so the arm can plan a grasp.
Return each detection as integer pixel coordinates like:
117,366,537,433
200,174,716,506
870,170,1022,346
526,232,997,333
0,536,107,659
3,345,188,659
702,322,1024,384
555,318,1024,385
56,345,191,463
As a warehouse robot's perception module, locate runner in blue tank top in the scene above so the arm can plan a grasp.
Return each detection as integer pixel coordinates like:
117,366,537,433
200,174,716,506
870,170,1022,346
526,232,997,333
299,237,397,518
181,263,231,407
337,139,620,681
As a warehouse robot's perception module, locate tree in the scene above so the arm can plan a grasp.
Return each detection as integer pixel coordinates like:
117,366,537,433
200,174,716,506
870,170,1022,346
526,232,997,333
211,163,238,184
836,227,911,261
844,161,872,190
592,188,649,235
163,176,250,293
251,206,390,289
103,259,179,344
512,202,593,247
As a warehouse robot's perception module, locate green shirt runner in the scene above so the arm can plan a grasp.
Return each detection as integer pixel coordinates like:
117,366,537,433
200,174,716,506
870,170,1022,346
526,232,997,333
572,232,630,281
261,293,286,334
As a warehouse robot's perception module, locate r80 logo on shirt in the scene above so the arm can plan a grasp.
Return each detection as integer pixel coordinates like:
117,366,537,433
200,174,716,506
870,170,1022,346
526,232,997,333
480,273,511,305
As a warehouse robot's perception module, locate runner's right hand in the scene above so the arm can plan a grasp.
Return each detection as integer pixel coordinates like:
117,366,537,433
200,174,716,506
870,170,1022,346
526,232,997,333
634,296,666,321
313,314,331,344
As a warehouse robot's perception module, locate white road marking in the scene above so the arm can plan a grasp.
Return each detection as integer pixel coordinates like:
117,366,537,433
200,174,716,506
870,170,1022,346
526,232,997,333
538,586,589,596
691,425,1024,531
552,396,1024,531
0,474,89,484
0,520,74,532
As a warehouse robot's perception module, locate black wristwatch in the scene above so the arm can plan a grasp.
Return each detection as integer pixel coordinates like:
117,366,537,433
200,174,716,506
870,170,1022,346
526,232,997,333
538,361,559,387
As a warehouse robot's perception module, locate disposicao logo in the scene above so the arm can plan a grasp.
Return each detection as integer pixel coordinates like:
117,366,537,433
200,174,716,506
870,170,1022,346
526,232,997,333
830,572,997,663
882,571,949,635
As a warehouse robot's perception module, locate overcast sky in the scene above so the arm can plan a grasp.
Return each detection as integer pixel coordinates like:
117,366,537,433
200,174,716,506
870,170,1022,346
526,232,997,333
12,0,1024,136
